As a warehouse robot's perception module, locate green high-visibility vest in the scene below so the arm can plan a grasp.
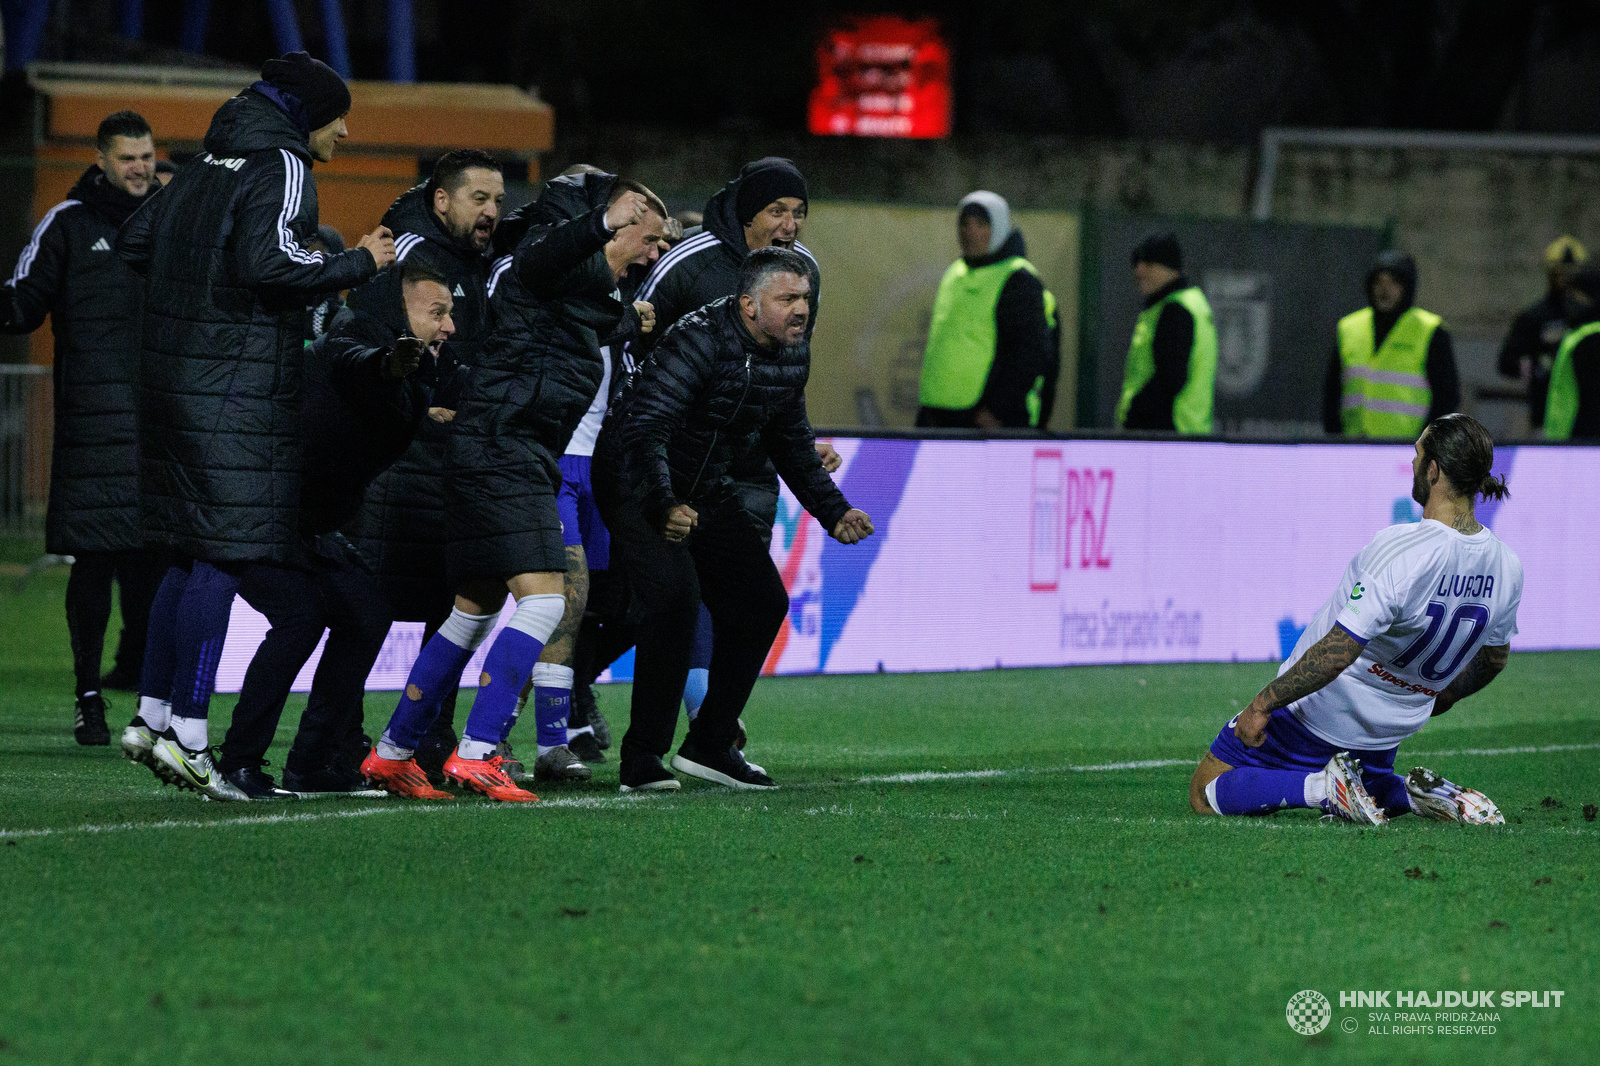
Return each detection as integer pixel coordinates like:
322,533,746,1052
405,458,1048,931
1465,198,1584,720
1544,319,1599,440
920,256,1056,426
1337,306,1440,438
1116,286,1216,434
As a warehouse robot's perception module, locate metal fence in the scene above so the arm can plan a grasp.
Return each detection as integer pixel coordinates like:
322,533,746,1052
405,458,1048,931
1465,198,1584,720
1,364,50,536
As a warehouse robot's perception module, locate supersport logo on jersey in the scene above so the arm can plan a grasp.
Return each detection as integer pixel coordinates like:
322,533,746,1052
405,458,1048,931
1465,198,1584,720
1367,662,1440,697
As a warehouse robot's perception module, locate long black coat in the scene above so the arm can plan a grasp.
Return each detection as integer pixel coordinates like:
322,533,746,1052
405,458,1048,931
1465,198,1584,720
117,89,377,566
601,295,850,536
447,172,631,578
343,184,487,617
1,166,151,554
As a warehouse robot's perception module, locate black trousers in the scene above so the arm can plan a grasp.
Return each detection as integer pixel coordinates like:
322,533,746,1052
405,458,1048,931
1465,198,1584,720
598,487,788,761
218,539,393,775
64,548,166,696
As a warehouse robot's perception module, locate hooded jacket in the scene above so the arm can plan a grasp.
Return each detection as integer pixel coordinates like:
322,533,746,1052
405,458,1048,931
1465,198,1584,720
1322,251,1460,435
917,226,1059,429
3,166,152,554
343,182,487,615
117,89,377,565
631,158,819,362
445,171,635,578
602,295,850,536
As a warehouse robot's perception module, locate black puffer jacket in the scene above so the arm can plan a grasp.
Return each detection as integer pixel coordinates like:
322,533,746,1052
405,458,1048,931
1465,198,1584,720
447,172,632,577
2,166,151,554
603,295,850,534
117,89,377,565
301,305,428,536
629,158,821,535
343,184,485,616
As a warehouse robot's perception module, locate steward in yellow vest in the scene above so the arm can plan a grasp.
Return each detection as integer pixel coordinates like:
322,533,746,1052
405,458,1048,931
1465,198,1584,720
918,190,1059,430
1117,232,1216,433
1544,266,1600,440
1323,250,1459,438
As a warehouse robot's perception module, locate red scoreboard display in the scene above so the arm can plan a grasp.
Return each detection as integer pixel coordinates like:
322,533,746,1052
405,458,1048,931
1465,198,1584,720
807,16,953,139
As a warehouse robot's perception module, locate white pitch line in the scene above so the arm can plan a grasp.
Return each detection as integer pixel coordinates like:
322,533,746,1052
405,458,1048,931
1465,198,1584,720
3,742,1595,841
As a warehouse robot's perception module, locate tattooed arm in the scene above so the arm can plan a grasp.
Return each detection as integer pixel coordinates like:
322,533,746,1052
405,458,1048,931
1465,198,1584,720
1431,643,1509,717
1233,627,1365,747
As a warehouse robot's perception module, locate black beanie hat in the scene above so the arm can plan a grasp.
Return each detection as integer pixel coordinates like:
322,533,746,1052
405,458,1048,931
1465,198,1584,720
734,158,808,227
1131,231,1182,272
261,52,351,133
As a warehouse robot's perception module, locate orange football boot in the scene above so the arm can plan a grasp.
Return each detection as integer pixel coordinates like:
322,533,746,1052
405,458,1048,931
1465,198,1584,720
443,751,540,802
360,748,452,800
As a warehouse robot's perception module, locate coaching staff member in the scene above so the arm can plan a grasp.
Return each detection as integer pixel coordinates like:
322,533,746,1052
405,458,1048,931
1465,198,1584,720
2,110,164,744
596,247,873,793
117,51,394,791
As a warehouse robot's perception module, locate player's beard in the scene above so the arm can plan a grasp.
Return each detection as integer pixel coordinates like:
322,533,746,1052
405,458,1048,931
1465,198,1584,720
1411,466,1431,507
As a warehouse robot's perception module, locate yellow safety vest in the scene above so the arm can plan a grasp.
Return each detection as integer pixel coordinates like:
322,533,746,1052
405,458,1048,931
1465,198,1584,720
1337,306,1440,438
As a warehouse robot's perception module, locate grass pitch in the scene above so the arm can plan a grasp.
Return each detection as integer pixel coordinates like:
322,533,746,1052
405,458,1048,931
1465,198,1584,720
1,557,1597,1065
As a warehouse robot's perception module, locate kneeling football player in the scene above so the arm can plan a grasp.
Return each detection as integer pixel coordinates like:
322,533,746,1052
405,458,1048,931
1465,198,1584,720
1190,415,1520,825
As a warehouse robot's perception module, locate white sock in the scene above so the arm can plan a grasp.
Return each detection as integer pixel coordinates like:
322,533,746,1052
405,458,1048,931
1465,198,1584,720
170,715,208,752
376,731,413,761
1204,776,1224,816
1304,769,1329,808
567,724,595,741
458,736,496,760
138,696,171,732
506,593,565,642
438,606,499,650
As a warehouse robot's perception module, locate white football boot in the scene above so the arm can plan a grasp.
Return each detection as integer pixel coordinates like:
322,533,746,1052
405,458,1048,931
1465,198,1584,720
121,717,158,767
1321,752,1389,825
152,735,248,801
1405,767,1505,825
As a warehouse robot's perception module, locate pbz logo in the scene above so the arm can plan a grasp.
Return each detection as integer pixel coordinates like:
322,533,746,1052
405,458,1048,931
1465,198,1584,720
1286,990,1331,1035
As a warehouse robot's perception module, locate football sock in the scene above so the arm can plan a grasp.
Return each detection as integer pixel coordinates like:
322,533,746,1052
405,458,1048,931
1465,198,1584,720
376,736,414,761
137,695,172,733
457,737,496,760
531,662,574,754
682,668,709,720
1304,769,1329,807
1209,767,1314,815
1361,769,1411,816
168,561,241,722
170,714,209,752
383,607,498,750
138,564,186,706
460,594,564,748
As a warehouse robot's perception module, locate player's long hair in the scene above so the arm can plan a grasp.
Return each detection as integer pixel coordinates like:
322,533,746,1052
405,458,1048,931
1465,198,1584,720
1423,413,1510,502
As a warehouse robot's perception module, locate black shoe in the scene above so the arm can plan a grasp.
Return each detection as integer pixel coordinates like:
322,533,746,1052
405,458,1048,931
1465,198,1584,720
74,693,111,746
221,765,295,801
281,764,386,799
618,753,680,793
567,729,606,763
671,734,776,790
99,667,141,692
414,725,457,788
574,683,611,749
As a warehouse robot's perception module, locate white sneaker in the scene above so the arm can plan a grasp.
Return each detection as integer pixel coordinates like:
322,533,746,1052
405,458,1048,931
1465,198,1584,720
152,735,248,801
1322,752,1388,825
121,718,157,767
1405,767,1505,825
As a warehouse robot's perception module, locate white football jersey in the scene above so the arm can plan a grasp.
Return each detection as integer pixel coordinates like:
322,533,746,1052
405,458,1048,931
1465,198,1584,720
564,343,612,458
1285,519,1523,750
